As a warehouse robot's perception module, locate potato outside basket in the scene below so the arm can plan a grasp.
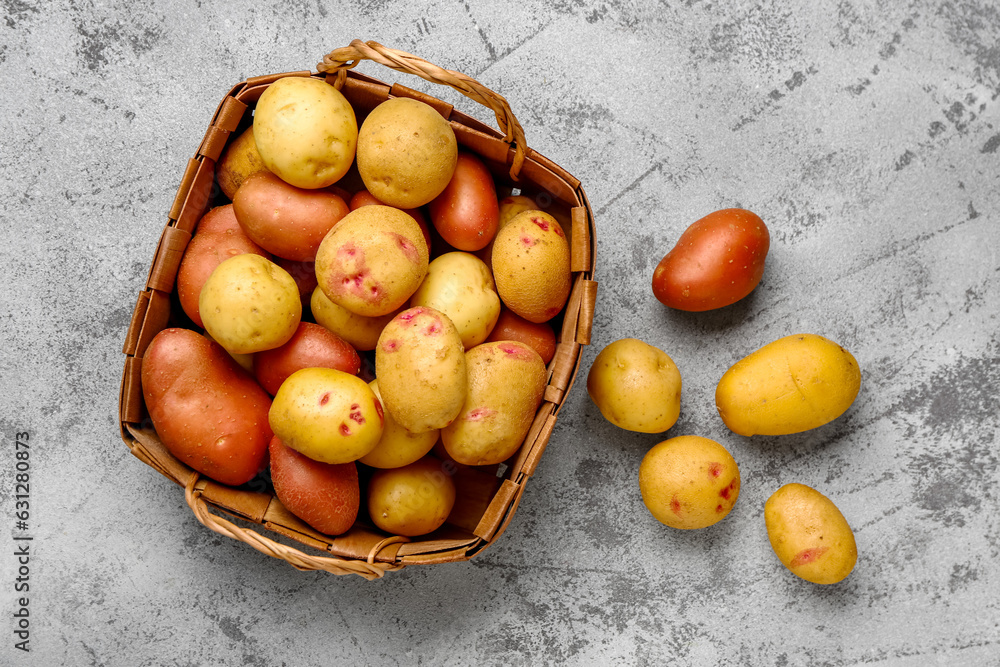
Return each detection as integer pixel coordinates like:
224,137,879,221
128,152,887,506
118,40,598,580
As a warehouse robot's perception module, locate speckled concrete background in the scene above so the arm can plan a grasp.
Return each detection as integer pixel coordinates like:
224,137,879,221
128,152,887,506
1,0,998,665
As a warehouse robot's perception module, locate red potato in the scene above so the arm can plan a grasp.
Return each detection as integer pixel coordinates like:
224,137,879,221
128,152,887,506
428,152,500,251
253,322,362,395
652,208,770,312
176,205,271,328
233,170,350,261
273,256,318,302
268,436,359,536
485,308,557,365
140,328,272,486
350,189,432,253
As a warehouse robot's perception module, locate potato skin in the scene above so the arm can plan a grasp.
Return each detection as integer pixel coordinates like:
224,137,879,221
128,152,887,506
375,306,467,433
252,321,361,396
268,367,384,464
199,254,302,354
216,124,270,200
715,334,861,436
310,286,399,352
587,338,682,433
765,483,857,584
268,436,359,536
408,252,501,349
253,76,358,189
176,205,271,328
359,380,439,469
485,308,556,365
232,171,349,261
652,208,769,312
428,151,500,252
140,328,272,486
441,341,547,466
491,210,571,323
356,97,457,209
314,205,430,317
367,456,456,537
638,435,741,530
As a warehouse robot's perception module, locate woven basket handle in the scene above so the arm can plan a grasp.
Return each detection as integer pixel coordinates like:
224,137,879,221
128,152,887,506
317,39,527,179
183,473,406,580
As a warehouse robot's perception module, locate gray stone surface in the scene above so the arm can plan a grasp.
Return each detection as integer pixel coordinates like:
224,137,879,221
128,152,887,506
1,1,998,665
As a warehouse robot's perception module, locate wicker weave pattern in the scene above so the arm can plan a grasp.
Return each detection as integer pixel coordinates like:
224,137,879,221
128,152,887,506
119,42,597,578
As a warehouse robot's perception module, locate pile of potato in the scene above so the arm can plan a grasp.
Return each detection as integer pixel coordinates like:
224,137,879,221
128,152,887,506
587,210,862,586
142,76,572,539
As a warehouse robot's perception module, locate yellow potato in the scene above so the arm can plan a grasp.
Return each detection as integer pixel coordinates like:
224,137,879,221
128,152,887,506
765,483,857,584
491,210,571,323
253,76,358,189
367,456,456,537
199,254,301,354
268,367,384,464
356,97,458,208
375,306,467,433
216,124,270,200
586,338,682,433
715,334,861,436
409,252,501,349
359,379,439,469
638,436,741,530
310,286,399,352
441,341,547,466
314,205,429,317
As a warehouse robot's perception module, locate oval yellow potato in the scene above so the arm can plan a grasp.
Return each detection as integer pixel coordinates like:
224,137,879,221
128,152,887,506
314,205,429,317
199,254,301,354
587,338,682,433
359,379,439,469
491,210,571,323
268,367,384,464
409,252,501,349
253,76,358,189
367,457,456,537
310,286,399,352
638,436,741,530
375,306,467,433
357,97,458,209
765,483,857,585
441,341,547,466
715,333,861,436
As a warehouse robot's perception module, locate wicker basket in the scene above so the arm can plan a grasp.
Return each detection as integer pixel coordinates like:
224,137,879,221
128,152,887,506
118,40,598,580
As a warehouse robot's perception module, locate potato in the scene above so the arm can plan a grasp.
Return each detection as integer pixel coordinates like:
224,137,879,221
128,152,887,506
715,334,861,436
232,171,349,261
375,306,467,433
253,76,358,189
485,308,557,365
349,189,432,252
356,97,458,208
765,483,857,584
176,204,270,328
491,210,571,323
409,252,501,349
638,436,741,530
359,379,439,469
314,205,429,317
587,338,682,433
140,328,272,486
268,367,384,464
367,456,456,537
216,124,270,200
441,341,547,466
268,436,359,536
199,254,302,354
252,321,361,396
310,286,399,352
